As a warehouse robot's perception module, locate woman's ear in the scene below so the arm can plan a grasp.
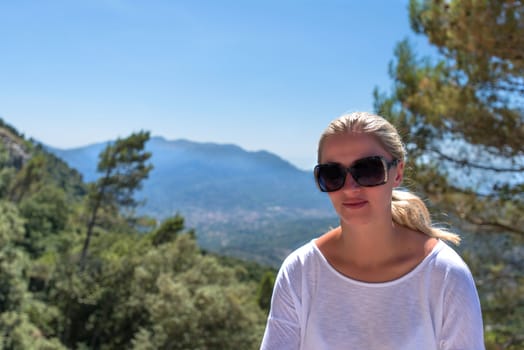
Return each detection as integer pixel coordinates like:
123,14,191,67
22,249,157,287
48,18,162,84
393,161,404,187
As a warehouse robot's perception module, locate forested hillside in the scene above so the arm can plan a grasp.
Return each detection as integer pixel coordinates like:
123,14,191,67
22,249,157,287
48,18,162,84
48,137,336,266
0,122,272,349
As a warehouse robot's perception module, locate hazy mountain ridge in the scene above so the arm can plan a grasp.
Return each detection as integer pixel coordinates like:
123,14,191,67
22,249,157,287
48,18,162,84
47,136,336,264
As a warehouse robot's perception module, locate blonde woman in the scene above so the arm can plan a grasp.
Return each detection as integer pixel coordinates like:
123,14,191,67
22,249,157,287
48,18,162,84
261,112,484,349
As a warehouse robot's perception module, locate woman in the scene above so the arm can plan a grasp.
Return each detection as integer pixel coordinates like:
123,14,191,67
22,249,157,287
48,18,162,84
260,112,484,349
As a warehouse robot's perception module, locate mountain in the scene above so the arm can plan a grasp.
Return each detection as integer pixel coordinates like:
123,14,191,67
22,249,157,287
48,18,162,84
0,122,86,201
47,137,338,265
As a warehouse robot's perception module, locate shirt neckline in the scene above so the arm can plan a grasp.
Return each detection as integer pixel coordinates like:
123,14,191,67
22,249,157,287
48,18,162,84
311,238,445,287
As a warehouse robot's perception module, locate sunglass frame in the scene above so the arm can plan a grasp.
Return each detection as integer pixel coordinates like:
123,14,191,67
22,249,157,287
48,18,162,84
314,156,399,192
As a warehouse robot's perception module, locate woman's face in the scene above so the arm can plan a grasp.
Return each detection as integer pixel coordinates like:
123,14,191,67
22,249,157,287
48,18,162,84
319,132,403,226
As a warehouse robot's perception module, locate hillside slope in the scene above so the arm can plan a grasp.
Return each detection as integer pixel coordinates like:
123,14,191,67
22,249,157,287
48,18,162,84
48,137,336,264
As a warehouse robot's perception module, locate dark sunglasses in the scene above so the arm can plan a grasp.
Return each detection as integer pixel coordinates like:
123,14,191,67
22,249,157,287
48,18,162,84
314,156,400,192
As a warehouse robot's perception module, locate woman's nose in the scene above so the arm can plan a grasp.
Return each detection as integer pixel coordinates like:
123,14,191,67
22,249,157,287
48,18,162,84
342,173,361,190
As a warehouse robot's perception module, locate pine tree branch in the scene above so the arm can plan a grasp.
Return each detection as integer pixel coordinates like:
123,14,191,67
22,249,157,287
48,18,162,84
464,213,524,236
429,147,524,172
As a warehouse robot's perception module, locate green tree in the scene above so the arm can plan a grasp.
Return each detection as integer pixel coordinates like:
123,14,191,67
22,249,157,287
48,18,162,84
18,185,70,258
0,144,16,199
0,201,27,312
45,225,266,349
130,234,265,350
80,131,153,265
0,311,66,350
35,144,86,201
7,154,46,203
374,0,523,236
150,214,193,246
257,271,275,314
0,201,65,349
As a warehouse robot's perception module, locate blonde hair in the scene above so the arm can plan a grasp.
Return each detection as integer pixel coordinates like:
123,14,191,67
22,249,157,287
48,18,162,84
318,112,460,245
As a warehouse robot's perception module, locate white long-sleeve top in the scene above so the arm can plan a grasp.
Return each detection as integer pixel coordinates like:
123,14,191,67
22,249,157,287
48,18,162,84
261,240,485,350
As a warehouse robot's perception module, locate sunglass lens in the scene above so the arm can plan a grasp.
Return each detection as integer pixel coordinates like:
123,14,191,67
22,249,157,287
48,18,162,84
317,164,345,192
351,157,386,186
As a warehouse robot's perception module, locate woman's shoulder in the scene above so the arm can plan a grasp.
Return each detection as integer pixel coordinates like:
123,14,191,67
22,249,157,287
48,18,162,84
433,241,470,268
428,241,477,286
280,227,342,269
280,240,319,269
271,240,320,293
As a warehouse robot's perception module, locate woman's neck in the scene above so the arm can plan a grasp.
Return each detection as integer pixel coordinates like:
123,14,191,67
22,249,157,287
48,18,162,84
315,219,438,283
337,218,399,267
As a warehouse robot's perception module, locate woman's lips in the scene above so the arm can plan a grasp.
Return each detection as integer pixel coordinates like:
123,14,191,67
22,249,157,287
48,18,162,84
342,200,368,209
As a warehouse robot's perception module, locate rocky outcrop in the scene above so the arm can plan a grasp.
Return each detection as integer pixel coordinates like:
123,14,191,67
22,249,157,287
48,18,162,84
0,128,31,169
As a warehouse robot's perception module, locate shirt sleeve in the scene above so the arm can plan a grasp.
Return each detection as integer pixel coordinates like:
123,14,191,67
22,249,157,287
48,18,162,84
439,261,485,350
260,261,302,350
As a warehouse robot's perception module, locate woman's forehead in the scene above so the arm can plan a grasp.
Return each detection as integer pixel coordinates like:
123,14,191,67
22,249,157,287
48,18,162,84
320,133,388,162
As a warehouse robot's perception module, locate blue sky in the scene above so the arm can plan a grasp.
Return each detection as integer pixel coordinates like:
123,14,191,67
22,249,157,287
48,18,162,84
0,0,432,169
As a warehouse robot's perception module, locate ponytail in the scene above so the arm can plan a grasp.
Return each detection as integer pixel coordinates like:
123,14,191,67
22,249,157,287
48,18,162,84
391,190,461,245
